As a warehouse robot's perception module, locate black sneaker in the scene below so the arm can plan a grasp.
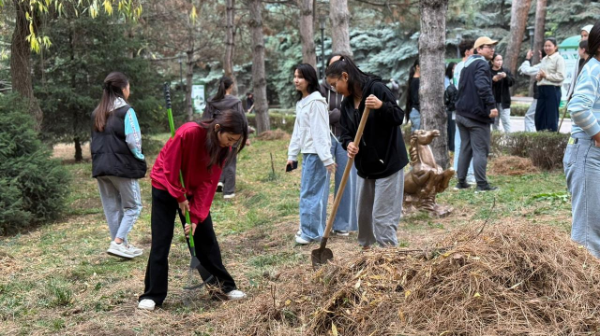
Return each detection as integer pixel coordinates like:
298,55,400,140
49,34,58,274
476,185,498,192
454,182,471,190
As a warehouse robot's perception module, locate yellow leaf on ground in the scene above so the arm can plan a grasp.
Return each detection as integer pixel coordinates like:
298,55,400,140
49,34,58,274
405,290,411,298
473,292,481,298
331,322,338,336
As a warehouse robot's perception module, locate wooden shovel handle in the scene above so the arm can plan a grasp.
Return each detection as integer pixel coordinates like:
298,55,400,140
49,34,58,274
320,107,371,246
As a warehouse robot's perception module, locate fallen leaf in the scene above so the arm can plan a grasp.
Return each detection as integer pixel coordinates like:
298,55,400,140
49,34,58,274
405,290,411,298
354,279,361,290
332,322,338,336
473,292,481,298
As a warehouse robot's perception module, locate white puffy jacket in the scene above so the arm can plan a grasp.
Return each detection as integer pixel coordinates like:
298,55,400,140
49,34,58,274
287,91,334,166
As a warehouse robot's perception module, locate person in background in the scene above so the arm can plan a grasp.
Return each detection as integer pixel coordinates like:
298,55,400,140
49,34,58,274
444,62,458,152
564,21,600,258
519,49,544,132
326,55,407,249
138,110,249,311
535,38,565,132
490,54,514,133
288,64,335,245
581,24,593,41
405,58,421,133
91,71,146,260
245,92,254,113
454,36,499,192
567,40,590,101
453,39,476,184
389,78,400,104
320,54,358,236
203,76,247,199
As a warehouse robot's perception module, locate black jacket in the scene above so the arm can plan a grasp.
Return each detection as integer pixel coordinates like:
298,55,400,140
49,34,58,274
455,55,496,124
491,67,514,109
319,80,344,137
444,82,458,112
91,105,147,179
339,79,408,179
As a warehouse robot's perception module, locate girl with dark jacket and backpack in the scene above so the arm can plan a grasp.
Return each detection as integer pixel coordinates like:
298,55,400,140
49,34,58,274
490,54,514,133
91,72,147,260
325,56,408,248
138,109,249,310
444,62,458,152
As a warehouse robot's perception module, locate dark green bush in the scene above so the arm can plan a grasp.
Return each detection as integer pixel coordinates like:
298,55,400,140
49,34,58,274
0,95,70,234
491,131,568,170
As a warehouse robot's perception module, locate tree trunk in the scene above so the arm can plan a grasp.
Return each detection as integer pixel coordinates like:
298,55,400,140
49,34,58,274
185,50,194,122
10,0,43,130
504,0,532,76
418,0,449,168
528,0,547,96
329,0,352,56
74,137,83,162
224,0,238,95
248,0,270,133
298,0,317,68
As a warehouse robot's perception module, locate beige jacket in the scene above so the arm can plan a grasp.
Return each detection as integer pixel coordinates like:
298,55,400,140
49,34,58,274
537,52,565,87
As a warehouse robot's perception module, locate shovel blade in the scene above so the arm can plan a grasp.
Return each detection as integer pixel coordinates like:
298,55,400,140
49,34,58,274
311,247,334,267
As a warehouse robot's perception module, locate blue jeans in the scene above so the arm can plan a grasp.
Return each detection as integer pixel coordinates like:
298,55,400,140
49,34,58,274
298,154,329,242
409,108,420,133
326,136,358,232
564,136,600,258
453,121,475,183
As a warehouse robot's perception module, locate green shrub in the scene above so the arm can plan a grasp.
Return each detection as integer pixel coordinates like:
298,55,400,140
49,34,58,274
0,95,70,234
491,131,568,170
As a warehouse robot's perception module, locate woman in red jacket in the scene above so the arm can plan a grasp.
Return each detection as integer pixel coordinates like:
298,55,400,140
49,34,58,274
138,109,248,310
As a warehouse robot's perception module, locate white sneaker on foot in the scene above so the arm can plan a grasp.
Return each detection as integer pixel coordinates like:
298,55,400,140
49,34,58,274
226,289,247,301
107,241,134,259
295,230,302,237
332,230,350,236
138,299,156,310
223,193,236,199
295,236,311,245
127,244,143,256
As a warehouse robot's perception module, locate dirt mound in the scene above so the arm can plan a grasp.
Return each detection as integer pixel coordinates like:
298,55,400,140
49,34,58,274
219,223,600,335
256,129,290,141
491,155,539,176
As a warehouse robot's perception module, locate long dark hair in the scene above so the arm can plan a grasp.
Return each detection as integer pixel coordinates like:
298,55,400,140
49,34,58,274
294,64,320,101
445,62,456,80
325,55,371,100
94,72,129,132
405,58,419,112
212,76,234,102
199,109,248,170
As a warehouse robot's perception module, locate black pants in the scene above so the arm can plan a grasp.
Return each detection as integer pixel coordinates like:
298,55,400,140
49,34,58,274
535,85,561,132
447,110,456,152
139,187,236,305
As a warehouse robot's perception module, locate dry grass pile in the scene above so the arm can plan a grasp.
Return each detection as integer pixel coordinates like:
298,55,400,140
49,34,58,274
226,223,600,336
256,129,290,141
491,155,539,176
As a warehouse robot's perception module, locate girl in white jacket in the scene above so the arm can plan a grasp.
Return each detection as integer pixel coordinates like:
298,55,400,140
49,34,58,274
286,64,335,244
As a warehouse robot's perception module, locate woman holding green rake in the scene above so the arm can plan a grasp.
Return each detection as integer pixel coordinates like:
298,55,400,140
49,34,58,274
138,109,248,310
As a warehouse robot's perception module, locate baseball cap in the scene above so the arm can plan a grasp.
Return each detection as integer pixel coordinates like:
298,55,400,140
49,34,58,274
582,25,593,34
474,37,498,50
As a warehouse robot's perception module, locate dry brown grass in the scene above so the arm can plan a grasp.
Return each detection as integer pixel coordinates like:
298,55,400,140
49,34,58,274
490,156,540,176
52,143,91,162
256,129,291,141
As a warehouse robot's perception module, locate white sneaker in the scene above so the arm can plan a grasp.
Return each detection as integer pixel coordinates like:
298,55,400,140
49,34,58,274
295,230,302,237
295,236,311,245
223,193,236,199
332,230,350,236
216,182,224,192
226,289,247,301
138,299,156,310
127,244,143,256
107,241,134,259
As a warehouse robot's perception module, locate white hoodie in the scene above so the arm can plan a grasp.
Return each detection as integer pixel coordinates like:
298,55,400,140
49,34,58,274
288,91,334,166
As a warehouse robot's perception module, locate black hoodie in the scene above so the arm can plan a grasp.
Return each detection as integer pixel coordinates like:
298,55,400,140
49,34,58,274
339,79,408,179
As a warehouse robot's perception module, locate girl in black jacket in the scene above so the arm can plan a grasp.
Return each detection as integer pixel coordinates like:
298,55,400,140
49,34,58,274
325,56,407,248
444,62,458,151
489,54,514,133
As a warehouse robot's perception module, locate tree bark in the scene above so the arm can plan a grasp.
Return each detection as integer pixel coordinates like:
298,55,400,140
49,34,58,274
528,0,547,96
248,0,270,133
298,0,317,69
185,49,194,122
504,0,532,76
418,0,449,168
10,0,43,130
224,0,238,95
329,0,353,56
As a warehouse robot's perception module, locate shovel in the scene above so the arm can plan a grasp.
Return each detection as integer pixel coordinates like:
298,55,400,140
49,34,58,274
311,107,371,267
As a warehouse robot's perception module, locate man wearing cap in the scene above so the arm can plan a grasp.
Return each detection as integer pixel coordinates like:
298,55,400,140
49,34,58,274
454,36,499,192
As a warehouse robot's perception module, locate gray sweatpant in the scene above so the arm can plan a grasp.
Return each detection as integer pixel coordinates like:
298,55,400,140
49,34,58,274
456,115,491,188
357,170,404,247
97,176,142,244
220,150,237,195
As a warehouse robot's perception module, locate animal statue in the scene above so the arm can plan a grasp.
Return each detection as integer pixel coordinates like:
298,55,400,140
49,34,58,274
403,130,454,217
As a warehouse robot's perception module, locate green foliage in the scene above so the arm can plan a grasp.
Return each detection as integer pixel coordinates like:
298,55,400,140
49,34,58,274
0,94,70,234
491,131,568,170
34,13,165,155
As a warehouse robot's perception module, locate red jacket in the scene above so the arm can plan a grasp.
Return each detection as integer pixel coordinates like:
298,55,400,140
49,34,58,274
151,122,223,224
